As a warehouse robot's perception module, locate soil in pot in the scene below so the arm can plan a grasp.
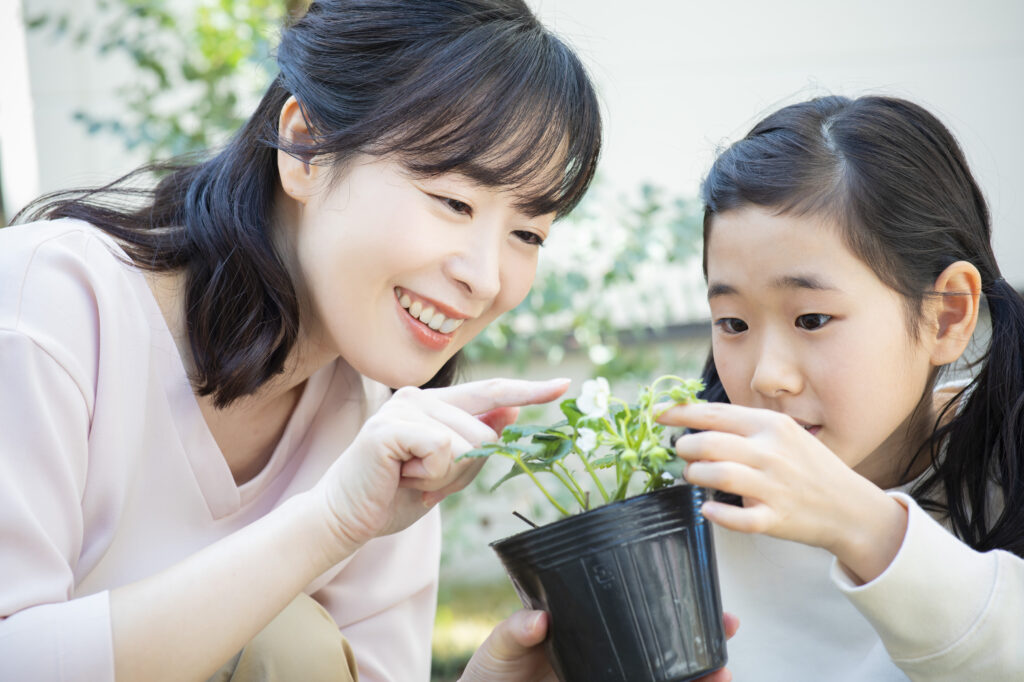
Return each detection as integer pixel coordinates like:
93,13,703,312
491,484,726,682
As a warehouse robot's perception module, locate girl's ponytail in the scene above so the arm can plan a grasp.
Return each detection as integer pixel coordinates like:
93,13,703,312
919,277,1024,557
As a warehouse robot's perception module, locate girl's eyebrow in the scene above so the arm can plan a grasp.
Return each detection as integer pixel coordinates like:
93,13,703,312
772,274,838,292
707,274,837,300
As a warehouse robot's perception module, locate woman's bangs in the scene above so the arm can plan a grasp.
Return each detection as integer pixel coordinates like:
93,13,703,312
380,31,600,218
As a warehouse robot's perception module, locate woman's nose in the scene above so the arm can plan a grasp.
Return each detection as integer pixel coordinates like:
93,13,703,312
445,229,502,300
749,337,803,398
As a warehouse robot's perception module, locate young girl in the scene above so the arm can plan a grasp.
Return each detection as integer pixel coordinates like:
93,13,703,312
657,95,1024,679
0,1,600,681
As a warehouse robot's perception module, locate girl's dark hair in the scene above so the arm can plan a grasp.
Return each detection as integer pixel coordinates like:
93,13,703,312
699,95,1024,557
15,0,601,406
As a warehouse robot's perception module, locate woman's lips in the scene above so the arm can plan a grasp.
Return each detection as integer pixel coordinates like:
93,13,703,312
395,293,457,351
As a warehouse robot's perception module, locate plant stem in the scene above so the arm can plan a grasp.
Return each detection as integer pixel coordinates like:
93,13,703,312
577,447,610,504
512,454,570,517
553,462,589,510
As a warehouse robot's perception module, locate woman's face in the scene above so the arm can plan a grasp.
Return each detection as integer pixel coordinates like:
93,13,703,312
705,206,937,486
290,155,554,388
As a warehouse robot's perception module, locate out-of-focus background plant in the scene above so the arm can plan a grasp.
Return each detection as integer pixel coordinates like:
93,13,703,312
26,0,310,158
23,1,710,678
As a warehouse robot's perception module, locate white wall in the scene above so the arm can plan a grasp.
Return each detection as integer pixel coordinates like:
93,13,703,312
529,0,1024,285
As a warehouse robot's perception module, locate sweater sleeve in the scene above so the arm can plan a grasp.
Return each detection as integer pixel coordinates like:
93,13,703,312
313,507,442,682
830,491,1024,679
0,330,116,680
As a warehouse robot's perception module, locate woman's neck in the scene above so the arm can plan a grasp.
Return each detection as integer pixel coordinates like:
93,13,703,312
145,268,337,484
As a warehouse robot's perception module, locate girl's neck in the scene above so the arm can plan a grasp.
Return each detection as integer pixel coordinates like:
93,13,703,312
856,384,961,490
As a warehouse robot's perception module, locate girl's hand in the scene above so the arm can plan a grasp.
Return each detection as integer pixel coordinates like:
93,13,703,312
460,610,740,682
658,402,908,583
313,378,570,559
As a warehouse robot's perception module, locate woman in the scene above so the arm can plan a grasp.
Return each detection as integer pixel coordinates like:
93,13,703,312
0,1,600,680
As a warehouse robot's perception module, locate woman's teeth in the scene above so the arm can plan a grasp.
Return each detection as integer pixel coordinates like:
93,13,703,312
397,290,464,334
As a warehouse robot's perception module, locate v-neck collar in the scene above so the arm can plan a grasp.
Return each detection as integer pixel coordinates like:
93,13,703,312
118,239,333,519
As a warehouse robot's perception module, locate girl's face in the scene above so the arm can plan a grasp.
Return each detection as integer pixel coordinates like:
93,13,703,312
292,155,554,388
705,206,937,487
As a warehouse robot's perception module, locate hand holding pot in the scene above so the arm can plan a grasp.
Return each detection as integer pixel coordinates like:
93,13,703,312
314,377,570,558
460,609,557,682
461,610,741,682
660,402,908,582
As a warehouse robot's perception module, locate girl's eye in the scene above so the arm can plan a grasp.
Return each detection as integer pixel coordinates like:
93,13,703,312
513,230,545,247
437,196,472,216
715,318,748,334
795,313,832,330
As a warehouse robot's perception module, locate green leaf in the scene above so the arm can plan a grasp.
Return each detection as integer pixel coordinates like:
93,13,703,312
500,423,552,443
661,459,687,478
457,444,507,460
538,437,573,463
559,399,582,427
489,459,549,490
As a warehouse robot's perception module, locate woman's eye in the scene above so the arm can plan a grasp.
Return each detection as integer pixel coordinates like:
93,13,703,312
795,313,832,330
438,196,472,216
715,318,748,334
513,230,545,247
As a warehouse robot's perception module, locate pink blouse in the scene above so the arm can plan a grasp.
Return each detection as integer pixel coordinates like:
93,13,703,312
0,219,440,681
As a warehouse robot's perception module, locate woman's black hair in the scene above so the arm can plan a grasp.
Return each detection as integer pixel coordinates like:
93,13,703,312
14,0,601,406
698,95,1024,557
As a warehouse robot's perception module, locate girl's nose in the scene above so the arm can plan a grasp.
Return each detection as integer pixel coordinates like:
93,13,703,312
749,338,803,398
444,229,502,300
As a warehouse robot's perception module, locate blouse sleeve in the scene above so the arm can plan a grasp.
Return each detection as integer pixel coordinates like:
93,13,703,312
312,507,442,682
831,491,1024,679
0,330,116,680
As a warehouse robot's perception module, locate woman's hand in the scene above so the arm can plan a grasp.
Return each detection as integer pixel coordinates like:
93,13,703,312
313,377,570,559
460,610,741,682
658,402,908,583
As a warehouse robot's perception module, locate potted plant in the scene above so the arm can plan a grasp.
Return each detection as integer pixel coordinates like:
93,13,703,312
461,376,727,682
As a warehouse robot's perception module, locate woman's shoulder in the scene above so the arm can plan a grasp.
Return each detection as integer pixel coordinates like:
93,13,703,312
0,218,129,283
1,218,154,387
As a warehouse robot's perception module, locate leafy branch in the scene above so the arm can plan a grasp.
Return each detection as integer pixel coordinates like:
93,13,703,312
460,375,705,517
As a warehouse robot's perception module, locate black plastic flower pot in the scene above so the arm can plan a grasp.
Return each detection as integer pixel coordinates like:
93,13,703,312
490,484,727,682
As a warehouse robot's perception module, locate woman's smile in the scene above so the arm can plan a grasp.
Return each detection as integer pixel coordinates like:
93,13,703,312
394,286,468,351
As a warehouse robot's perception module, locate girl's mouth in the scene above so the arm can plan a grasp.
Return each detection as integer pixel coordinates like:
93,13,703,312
802,424,822,436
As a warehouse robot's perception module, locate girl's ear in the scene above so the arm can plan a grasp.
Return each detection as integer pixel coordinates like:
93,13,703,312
277,96,320,203
927,260,982,366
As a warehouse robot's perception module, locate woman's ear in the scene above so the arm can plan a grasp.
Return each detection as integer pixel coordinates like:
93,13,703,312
927,260,982,366
277,96,319,203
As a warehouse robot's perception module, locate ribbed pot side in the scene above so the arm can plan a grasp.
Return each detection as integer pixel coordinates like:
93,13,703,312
491,484,727,682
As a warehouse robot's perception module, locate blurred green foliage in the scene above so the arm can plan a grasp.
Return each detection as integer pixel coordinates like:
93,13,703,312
464,181,704,382
27,0,310,159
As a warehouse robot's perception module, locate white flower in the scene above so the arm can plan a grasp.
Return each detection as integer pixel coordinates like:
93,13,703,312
576,427,598,454
577,377,610,419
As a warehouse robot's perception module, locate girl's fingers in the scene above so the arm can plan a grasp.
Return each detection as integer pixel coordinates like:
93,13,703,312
657,401,784,437
685,460,769,501
722,612,740,640
700,499,775,534
426,377,570,416
673,430,765,467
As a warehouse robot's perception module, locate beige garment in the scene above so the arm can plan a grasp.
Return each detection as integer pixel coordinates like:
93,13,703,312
208,594,358,682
